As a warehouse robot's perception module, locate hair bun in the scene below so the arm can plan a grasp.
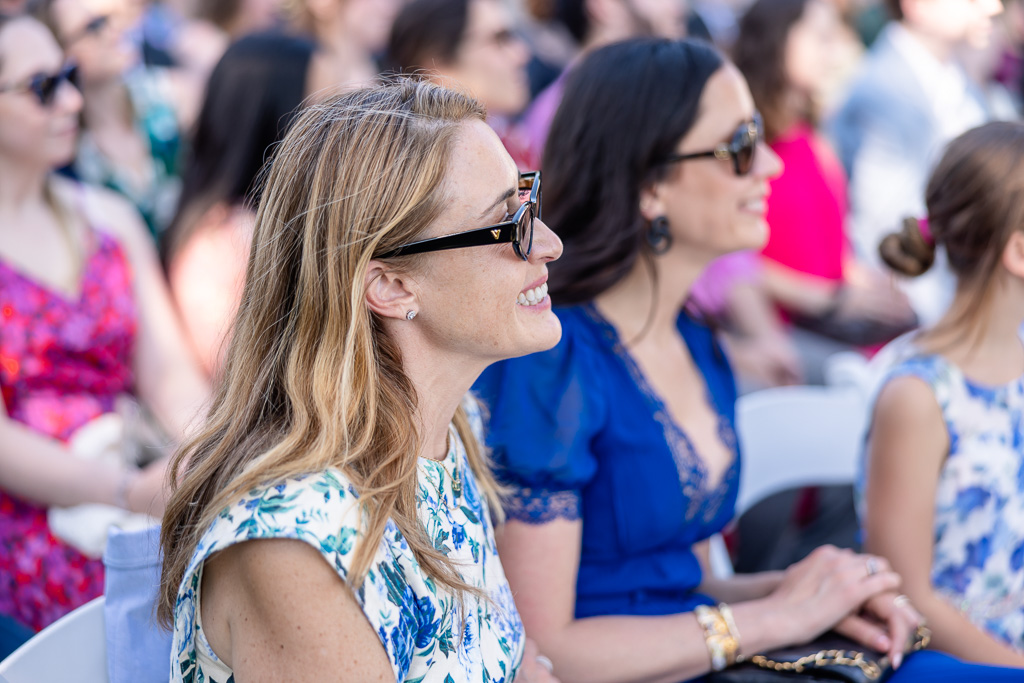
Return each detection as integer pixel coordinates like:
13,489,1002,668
879,216,936,277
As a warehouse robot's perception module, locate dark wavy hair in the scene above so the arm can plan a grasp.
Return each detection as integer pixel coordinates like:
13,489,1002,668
161,32,314,266
543,38,724,305
734,0,813,142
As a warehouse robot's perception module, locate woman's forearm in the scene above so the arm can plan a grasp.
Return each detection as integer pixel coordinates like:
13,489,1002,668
761,260,839,316
536,598,798,683
912,590,1024,667
693,539,785,602
0,417,122,508
700,570,785,603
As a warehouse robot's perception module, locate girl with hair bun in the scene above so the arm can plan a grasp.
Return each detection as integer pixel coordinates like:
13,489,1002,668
864,121,1024,666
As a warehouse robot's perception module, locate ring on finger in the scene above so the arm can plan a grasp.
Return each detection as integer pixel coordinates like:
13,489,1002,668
536,654,554,674
865,557,881,577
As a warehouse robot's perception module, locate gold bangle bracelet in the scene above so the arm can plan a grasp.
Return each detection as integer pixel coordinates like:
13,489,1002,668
695,604,739,671
718,603,742,662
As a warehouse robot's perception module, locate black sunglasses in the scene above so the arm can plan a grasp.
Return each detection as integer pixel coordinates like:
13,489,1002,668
378,171,541,261
0,64,78,107
660,113,764,176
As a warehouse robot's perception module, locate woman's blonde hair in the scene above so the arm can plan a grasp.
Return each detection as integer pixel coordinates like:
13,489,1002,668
159,79,497,624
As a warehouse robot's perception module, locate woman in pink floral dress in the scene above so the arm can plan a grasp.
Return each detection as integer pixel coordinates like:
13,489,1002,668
0,14,207,635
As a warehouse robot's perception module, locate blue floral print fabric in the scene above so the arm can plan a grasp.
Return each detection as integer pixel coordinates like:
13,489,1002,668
171,404,525,682
868,352,1024,650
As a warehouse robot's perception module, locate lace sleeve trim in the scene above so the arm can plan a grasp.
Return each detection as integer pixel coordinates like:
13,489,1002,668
503,487,582,524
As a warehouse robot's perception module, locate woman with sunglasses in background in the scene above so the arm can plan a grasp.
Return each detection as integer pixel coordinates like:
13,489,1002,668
33,0,183,241
474,38,1024,682
0,12,207,644
159,79,559,682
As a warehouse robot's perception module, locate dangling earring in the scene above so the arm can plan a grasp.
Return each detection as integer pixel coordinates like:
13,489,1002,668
406,310,417,321
646,216,673,255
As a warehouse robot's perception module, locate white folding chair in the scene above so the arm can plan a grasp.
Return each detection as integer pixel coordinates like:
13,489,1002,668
822,350,872,395
708,385,870,578
0,597,108,683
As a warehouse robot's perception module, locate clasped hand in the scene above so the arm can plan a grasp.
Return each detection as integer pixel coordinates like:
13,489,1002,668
769,546,925,668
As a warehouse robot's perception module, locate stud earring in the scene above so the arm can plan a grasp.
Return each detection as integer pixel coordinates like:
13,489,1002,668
646,216,673,255
406,310,417,321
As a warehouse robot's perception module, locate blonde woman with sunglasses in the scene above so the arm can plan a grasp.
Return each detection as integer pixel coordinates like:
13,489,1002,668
158,79,562,682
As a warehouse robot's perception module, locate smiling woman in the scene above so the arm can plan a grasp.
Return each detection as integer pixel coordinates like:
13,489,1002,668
0,12,208,638
32,0,184,239
158,79,562,683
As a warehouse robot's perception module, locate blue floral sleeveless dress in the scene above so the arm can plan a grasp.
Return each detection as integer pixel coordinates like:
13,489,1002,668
868,350,1024,650
170,403,524,682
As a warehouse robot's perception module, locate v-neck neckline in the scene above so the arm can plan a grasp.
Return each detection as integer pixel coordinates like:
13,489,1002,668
581,303,739,509
0,229,99,304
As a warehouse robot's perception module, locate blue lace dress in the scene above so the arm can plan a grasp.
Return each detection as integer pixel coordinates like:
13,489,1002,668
863,351,1024,650
476,305,1024,681
474,304,740,620
170,402,524,683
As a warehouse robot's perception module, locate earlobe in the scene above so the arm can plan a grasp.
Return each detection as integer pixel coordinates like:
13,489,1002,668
1002,231,1024,280
364,261,419,320
638,185,667,224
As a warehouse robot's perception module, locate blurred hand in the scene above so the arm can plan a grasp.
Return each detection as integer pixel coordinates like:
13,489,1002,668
126,457,170,517
839,270,916,326
515,638,560,683
767,546,902,645
724,334,804,388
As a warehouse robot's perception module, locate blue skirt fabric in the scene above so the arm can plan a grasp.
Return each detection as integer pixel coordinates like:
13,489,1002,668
892,650,1024,681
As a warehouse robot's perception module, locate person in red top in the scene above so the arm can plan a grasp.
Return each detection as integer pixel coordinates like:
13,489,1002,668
762,123,848,286
735,0,917,375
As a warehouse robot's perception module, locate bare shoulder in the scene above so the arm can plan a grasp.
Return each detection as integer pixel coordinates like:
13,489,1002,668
872,374,943,429
52,177,152,255
870,374,949,470
202,537,393,681
206,537,347,613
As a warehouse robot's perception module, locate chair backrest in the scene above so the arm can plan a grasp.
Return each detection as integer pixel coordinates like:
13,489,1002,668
0,597,108,683
708,384,871,579
822,350,872,396
734,385,869,518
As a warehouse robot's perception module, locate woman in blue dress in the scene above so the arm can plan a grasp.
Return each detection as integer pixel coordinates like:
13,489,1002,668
473,39,1024,682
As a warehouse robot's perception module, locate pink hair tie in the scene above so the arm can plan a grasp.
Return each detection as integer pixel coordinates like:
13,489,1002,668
917,217,934,246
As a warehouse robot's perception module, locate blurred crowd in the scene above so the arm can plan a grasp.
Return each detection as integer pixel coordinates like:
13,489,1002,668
1,0,1023,677
2,0,1019,388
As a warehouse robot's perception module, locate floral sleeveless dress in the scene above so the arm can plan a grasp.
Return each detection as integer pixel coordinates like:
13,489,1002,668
171,404,525,683
869,351,1024,649
0,229,137,631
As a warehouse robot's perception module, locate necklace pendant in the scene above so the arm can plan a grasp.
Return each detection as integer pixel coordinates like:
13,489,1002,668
452,472,463,498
